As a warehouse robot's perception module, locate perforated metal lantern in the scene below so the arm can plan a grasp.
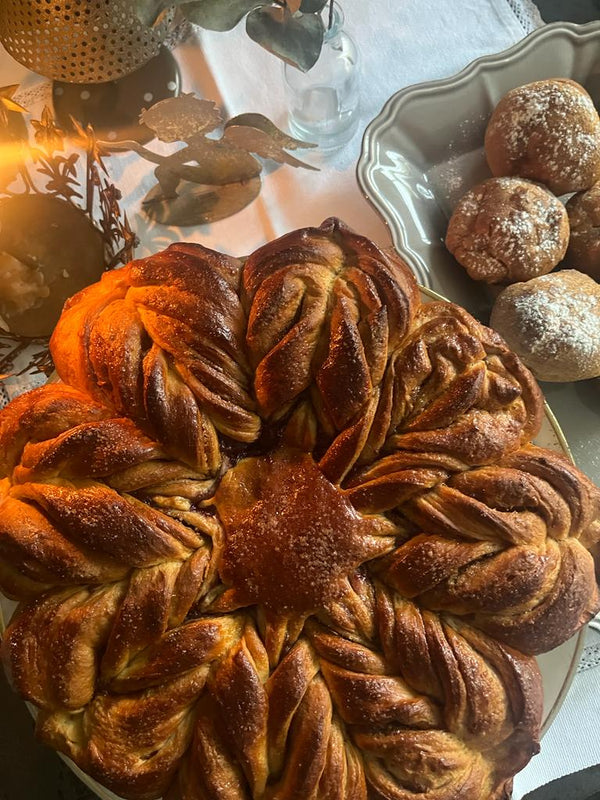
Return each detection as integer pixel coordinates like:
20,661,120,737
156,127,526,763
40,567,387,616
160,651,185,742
0,0,175,83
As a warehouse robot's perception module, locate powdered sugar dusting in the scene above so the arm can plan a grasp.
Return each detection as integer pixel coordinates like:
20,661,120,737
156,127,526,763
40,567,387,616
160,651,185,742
510,274,600,366
427,149,489,214
446,177,568,283
487,79,600,192
501,83,593,143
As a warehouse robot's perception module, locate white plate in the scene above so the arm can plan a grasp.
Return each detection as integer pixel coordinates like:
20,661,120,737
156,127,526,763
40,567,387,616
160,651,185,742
0,286,586,800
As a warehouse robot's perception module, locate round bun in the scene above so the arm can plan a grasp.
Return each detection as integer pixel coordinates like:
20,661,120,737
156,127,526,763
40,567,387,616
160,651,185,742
565,180,600,280
490,269,600,381
445,177,569,284
485,78,600,195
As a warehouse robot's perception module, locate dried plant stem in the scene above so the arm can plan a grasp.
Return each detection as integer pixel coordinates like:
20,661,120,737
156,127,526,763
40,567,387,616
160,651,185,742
0,340,28,378
0,105,136,381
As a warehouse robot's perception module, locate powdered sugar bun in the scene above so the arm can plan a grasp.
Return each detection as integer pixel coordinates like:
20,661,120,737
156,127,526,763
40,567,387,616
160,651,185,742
565,181,600,281
490,270,600,382
445,177,569,284
485,78,600,195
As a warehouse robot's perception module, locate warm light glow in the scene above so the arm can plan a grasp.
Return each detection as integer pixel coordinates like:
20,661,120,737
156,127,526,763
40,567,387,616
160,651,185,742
0,141,27,173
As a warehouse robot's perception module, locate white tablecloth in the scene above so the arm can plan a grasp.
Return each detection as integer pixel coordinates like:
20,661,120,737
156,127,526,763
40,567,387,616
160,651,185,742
2,1,600,798
83,0,544,261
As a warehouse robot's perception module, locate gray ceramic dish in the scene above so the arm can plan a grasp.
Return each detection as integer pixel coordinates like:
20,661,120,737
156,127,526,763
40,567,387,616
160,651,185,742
357,19,600,500
357,20,600,300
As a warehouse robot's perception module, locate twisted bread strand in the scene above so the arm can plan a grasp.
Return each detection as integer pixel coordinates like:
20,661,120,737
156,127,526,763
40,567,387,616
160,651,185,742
243,218,418,434
40,669,211,800
373,591,541,798
319,301,544,485
4,584,244,798
0,384,112,477
368,446,600,653
375,303,543,465
175,626,406,800
0,383,220,601
50,244,260,470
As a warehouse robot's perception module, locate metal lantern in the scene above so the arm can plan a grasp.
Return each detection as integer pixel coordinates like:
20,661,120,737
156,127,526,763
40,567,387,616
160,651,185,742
0,0,181,142
0,0,176,82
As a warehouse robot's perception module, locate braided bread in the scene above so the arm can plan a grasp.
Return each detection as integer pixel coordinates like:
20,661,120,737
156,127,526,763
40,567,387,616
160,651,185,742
1,218,598,800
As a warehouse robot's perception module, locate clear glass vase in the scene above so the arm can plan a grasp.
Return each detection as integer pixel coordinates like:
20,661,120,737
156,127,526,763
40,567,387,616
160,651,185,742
283,2,360,149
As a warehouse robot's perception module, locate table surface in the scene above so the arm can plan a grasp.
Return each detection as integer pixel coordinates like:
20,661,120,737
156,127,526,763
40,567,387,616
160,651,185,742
0,1,599,799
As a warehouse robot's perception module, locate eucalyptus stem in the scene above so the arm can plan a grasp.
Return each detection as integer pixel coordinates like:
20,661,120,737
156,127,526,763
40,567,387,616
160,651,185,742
328,0,333,29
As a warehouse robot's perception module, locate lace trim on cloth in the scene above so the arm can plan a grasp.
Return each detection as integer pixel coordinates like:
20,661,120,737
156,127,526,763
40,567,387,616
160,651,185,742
505,0,545,33
0,371,46,408
577,617,600,673
578,643,600,673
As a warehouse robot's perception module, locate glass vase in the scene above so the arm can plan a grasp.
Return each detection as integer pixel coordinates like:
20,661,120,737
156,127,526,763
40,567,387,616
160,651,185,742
283,2,360,149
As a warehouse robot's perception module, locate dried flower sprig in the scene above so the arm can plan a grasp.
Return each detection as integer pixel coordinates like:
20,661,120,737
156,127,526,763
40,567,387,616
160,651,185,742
0,97,138,380
2,105,138,264
71,117,139,268
0,333,54,380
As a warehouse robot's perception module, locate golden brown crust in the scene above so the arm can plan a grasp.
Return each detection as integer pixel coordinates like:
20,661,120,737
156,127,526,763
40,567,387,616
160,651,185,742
0,219,598,800
565,181,600,280
489,270,600,382
324,300,544,480
243,218,419,429
353,443,600,655
50,243,259,471
0,383,112,477
484,78,600,195
446,177,569,284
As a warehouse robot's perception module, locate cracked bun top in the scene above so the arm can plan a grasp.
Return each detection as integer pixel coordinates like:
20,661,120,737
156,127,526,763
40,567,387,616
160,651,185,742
490,269,600,382
485,78,600,195
446,177,569,284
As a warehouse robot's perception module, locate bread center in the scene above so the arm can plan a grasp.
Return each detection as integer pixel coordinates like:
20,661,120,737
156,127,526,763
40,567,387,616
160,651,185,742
214,449,394,615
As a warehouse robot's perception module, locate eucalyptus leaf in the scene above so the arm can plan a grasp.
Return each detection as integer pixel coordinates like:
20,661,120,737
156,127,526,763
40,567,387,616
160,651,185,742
225,113,317,150
299,0,329,13
143,176,262,225
133,0,170,27
223,125,319,170
178,0,267,31
246,6,324,72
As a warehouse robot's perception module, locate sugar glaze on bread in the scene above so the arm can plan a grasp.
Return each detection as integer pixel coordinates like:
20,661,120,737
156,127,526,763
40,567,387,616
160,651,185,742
0,219,599,800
